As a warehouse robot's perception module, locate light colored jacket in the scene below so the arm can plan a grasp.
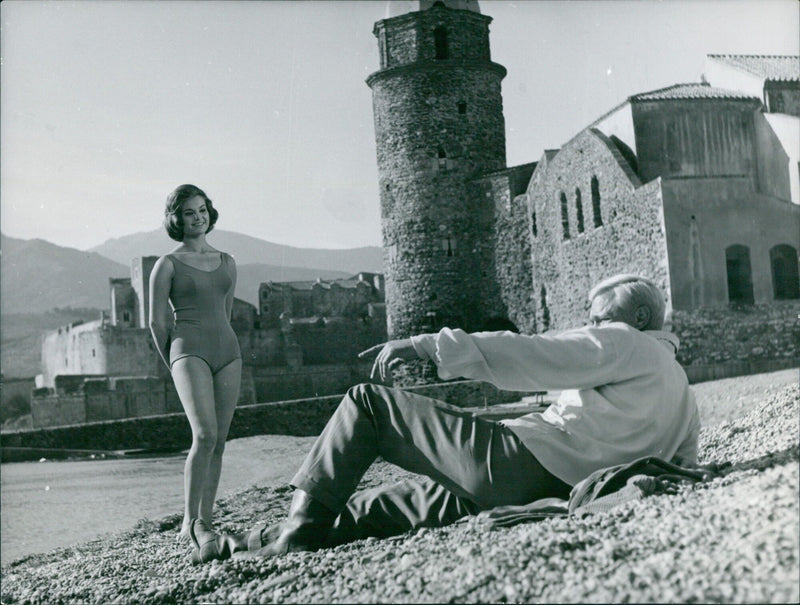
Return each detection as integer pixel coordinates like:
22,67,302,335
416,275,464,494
410,323,700,486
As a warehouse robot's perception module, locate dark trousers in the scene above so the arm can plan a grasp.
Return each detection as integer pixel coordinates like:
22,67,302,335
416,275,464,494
290,383,570,545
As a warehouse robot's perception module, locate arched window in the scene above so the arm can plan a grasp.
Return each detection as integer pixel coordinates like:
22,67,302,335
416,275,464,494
560,192,570,240
539,286,550,332
770,244,800,300
531,207,538,237
591,176,602,227
434,27,448,60
575,188,584,233
725,245,754,305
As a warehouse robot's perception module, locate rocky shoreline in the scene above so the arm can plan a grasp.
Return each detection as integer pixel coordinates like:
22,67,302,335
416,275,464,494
2,370,798,604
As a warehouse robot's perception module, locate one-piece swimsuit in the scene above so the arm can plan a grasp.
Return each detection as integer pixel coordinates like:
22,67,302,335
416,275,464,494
168,252,241,374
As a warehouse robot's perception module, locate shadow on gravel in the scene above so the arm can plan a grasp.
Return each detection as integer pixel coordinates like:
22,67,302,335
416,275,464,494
711,445,800,477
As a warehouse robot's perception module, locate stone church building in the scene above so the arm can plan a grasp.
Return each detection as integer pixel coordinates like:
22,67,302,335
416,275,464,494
370,0,799,380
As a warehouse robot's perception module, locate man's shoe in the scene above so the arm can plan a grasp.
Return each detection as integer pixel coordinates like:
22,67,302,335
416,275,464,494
235,489,337,558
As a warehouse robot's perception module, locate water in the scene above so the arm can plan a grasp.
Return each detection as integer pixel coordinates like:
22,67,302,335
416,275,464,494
0,434,315,566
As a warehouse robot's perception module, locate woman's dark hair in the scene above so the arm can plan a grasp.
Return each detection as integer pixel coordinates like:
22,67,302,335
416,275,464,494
163,184,219,241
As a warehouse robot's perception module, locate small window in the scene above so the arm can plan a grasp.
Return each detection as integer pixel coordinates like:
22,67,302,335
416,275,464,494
575,188,584,233
457,101,467,114
539,286,550,332
726,245,754,305
770,244,800,300
442,236,456,257
531,208,538,237
434,27,448,60
122,311,131,322
560,192,570,240
92,349,96,358
437,146,447,170
591,176,602,227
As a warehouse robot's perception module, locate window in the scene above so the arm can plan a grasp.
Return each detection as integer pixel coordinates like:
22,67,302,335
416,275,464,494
539,286,550,331
457,101,467,114
591,176,602,227
437,146,447,170
560,192,570,240
122,311,131,322
434,27,448,60
531,207,538,237
575,188,584,233
442,236,456,257
770,244,800,300
725,245,754,305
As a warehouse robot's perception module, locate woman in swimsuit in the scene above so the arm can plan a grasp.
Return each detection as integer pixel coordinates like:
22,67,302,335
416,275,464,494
149,184,242,542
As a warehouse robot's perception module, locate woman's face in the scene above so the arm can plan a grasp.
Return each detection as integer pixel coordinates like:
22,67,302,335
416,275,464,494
180,195,210,237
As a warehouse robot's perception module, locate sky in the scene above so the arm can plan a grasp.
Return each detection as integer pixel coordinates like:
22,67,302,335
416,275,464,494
1,0,798,251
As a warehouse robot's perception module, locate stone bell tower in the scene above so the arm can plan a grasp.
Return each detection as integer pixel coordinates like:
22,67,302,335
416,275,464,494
367,0,507,338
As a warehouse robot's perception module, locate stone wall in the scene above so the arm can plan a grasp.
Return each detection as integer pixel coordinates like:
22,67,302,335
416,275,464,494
30,372,257,429
631,99,761,185
480,163,537,334
3,379,538,454
672,301,800,371
374,3,492,70
527,129,670,331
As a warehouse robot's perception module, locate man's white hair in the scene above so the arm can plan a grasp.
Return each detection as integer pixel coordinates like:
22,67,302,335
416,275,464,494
589,274,666,330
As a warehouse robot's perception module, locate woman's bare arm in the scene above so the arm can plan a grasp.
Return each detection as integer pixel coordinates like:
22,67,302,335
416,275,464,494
149,256,174,370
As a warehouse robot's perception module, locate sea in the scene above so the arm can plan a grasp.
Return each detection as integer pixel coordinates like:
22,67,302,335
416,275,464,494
0,434,314,567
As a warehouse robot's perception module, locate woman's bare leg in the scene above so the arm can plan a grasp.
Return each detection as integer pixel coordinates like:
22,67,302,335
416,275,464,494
199,358,242,524
171,357,218,539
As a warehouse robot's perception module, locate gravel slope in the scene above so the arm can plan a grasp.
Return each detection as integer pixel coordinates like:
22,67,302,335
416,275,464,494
2,369,798,604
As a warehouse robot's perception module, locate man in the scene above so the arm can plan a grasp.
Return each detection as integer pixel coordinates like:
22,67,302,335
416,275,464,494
189,274,700,563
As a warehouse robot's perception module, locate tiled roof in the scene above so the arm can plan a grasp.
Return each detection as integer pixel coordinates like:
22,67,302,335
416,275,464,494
631,83,760,102
708,54,800,82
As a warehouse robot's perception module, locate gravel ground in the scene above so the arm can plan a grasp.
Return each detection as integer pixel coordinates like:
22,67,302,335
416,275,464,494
2,369,798,604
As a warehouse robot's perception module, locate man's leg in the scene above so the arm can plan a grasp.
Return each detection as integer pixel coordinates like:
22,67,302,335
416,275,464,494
287,383,570,543
324,478,480,547
222,383,569,559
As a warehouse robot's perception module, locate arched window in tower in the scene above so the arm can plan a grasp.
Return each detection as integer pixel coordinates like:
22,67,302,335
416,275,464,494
575,188,584,233
770,244,800,300
560,192,570,240
725,244,754,305
539,286,550,332
434,27,449,60
441,236,457,257
591,176,602,227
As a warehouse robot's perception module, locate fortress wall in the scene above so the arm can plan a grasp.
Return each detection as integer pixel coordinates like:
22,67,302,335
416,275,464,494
673,301,800,376
4,379,536,453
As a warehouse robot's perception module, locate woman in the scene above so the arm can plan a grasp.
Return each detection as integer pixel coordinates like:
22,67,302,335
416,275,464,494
149,184,242,543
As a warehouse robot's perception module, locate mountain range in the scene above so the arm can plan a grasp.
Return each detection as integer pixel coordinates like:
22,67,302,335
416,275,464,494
1,231,384,314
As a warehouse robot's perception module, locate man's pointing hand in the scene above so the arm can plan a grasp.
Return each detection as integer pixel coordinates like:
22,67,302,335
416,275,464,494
359,339,420,382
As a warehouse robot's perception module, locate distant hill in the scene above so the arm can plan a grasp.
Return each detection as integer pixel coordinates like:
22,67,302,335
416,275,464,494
1,231,384,314
1,234,129,314
90,229,384,274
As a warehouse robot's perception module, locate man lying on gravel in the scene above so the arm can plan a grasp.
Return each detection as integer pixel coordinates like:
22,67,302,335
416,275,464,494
189,274,701,564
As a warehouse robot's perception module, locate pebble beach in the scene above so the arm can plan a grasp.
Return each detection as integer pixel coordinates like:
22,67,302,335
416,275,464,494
2,369,798,604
